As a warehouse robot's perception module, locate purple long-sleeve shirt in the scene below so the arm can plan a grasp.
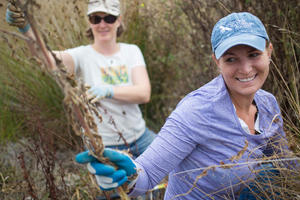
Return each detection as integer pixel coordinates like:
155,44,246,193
129,75,286,199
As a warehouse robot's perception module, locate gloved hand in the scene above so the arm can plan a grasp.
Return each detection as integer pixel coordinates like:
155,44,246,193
86,85,114,103
6,2,31,33
75,148,138,191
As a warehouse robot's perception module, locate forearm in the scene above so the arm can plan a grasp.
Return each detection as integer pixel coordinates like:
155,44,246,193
129,119,196,196
22,28,75,74
24,28,57,70
112,84,151,104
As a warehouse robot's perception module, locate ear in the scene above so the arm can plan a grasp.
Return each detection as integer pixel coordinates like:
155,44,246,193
212,54,222,73
267,42,273,58
116,15,122,27
212,53,220,68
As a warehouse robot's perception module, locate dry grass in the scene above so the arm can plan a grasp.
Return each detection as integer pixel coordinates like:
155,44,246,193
0,0,299,199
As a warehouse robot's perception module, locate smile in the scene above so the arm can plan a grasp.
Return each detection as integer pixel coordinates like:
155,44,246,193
236,75,256,82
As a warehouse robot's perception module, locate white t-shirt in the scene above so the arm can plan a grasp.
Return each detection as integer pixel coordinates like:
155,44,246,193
66,43,146,145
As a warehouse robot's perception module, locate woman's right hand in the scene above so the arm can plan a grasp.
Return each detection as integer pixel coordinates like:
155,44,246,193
6,1,30,33
75,148,138,191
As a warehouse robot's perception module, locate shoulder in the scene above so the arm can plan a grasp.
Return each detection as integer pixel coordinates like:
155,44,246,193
255,89,281,118
120,43,142,52
170,75,229,124
119,43,145,66
66,45,92,54
178,75,228,108
256,89,276,99
68,44,91,51
255,89,279,108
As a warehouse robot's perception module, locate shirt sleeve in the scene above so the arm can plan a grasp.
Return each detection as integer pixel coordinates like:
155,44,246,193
128,116,197,197
127,44,146,68
128,94,211,196
64,46,84,72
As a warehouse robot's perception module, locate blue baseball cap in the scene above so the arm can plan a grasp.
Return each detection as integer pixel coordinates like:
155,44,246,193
211,12,269,59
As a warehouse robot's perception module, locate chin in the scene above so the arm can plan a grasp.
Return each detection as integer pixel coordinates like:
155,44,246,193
229,84,260,98
95,33,111,39
239,88,260,97
98,37,112,42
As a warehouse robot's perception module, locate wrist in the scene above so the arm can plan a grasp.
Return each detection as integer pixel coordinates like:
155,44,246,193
108,85,114,98
126,159,139,191
127,183,136,195
127,176,138,191
18,23,30,33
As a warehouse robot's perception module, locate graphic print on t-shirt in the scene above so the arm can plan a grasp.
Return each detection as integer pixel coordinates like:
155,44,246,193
100,65,128,85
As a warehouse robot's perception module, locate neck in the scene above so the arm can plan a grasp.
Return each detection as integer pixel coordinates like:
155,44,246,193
230,92,258,135
230,93,255,114
92,39,119,56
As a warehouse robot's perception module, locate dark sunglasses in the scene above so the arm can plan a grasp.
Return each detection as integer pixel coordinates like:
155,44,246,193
89,15,118,24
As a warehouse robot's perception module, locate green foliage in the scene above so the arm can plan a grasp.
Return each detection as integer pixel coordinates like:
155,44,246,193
0,105,22,142
0,0,299,199
0,38,66,142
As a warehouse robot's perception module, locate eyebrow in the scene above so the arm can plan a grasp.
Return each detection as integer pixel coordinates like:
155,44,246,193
223,48,259,56
223,52,234,56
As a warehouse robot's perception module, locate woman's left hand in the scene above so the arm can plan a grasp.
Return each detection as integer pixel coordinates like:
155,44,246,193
86,85,114,103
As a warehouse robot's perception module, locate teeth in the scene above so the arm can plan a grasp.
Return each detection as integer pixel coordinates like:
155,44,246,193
238,75,256,82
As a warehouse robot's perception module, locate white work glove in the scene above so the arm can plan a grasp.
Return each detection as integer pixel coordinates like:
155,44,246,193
86,85,114,103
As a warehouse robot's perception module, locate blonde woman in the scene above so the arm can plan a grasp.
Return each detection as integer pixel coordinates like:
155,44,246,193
6,0,156,158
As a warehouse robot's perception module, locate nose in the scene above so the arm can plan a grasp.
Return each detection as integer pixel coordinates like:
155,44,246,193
98,19,107,27
239,60,252,74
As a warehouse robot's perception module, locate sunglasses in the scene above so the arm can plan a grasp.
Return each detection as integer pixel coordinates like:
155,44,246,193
89,15,118,24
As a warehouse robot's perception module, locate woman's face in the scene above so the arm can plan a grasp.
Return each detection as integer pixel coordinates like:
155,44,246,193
89,12,120,42
213,43,273,99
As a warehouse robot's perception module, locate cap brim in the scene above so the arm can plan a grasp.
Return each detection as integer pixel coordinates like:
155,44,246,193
215,34,266,59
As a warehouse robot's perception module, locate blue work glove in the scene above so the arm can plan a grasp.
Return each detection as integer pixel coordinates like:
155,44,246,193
6,2,31,33
86,85,114,103
75,148,137,191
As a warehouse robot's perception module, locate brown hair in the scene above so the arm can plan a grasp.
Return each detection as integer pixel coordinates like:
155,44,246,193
85,24,124,40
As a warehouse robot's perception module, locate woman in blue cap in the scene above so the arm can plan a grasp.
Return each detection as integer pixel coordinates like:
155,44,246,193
75,12,296,199
6,0,156,158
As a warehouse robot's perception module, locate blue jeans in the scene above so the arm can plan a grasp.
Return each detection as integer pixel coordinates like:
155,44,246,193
238,163,280,200
106,128,156,158
97,128,157,200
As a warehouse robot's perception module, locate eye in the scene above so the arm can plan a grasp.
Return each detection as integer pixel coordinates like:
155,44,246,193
249,52,261,58
225,57,236,63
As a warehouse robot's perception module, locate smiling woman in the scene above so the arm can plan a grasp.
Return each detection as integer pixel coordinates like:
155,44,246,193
74,12,297,200
211,12,273,135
